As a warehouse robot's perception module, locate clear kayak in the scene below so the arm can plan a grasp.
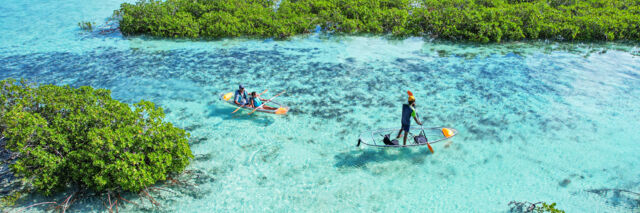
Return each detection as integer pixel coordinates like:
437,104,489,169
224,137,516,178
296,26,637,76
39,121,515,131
357,126,457,147
219,92,289,115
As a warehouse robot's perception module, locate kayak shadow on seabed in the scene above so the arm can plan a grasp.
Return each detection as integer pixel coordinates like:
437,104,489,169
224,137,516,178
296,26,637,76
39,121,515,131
333,147,433,168
206,104,275,126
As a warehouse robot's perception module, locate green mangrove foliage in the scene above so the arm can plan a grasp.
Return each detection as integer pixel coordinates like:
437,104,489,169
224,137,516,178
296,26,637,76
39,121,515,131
0,191,23,209
508,201,565,213
0,79,193,195
117,0,640,42
78,21,95,31
537,202,565,213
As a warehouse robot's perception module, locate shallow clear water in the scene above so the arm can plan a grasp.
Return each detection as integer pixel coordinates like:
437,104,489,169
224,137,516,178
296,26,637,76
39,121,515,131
2,0,640,212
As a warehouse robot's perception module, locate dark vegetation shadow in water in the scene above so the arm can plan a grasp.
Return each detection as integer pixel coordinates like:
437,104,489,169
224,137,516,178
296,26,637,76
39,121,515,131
0,44,623,146
334,148,433,168
206,104,275,126
586,188,640,210
5,168,216,212
0,41,634,148
423,40,639,59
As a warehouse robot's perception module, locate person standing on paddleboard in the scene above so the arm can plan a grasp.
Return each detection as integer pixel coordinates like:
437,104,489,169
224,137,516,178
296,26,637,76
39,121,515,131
396,91,422,145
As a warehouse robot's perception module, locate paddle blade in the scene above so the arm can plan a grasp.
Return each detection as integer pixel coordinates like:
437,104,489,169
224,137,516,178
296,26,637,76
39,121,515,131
274,107,288,114
259,89,268,96
407,90,413,96
222,92,233,101
427,143,434,153
231,105,244,114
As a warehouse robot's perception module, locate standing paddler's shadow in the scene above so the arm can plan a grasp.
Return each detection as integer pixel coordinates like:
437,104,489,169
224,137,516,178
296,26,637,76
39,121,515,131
333,147,433,168
206,104,275,126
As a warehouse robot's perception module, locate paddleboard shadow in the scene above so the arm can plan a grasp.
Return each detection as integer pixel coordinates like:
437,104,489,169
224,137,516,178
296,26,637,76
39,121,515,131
333,148,433,168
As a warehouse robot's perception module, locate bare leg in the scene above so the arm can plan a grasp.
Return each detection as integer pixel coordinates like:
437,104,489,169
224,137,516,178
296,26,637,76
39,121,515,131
396,129,403,139
403,132,408,145
263,106,278,110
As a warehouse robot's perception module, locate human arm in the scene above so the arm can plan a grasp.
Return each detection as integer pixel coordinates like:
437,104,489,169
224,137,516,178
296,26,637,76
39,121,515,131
414,116,422,125
412,110,422,125
234,91,241,105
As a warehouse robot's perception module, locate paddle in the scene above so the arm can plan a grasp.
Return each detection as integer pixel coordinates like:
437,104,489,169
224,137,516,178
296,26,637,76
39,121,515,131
231,89,268,114
247,90,286,115
420,124,434,153
409,90,434,153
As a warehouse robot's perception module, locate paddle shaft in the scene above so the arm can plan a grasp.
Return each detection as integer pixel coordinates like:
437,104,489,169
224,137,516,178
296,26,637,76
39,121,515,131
232,89,268,114
419,123,434,153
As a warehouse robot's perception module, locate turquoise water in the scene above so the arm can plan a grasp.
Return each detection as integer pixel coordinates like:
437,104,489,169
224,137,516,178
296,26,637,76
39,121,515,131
2,0,640,212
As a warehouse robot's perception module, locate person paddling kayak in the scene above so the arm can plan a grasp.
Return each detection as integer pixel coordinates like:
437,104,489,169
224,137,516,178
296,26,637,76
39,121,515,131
234,84,249,106
396,91,423,145
249,91,277,110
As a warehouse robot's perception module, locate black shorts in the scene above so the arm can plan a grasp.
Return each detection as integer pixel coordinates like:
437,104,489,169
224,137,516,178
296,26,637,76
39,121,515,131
401,124,410,132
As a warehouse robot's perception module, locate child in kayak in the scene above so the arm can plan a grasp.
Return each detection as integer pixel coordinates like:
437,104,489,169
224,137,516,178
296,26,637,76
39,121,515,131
396,91,422,145
249,91,277,110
